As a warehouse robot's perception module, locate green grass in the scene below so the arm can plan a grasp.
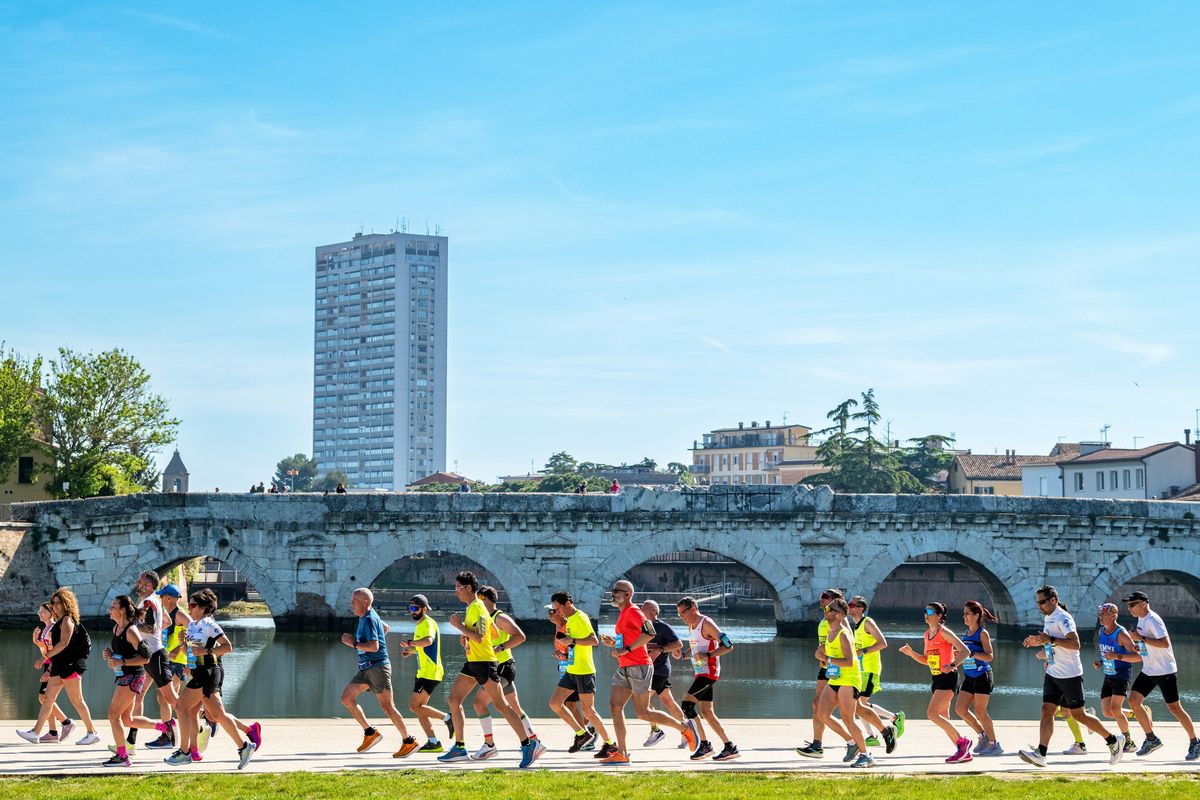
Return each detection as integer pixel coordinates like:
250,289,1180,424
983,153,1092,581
2,772,1200,800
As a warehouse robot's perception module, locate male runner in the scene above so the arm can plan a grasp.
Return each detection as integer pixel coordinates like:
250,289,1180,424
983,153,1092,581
468,586,544,761
1092,602,1139,753
1124,591,1200,759
547,591,617,757
848,595,898,753
157,585,190,697
797,588,843,758
677,595,738,761
440,572,540,768
1018,585,1124,768
549,603,596,748
133,571,179,751
598,581,697,764
339,588,419,758
642,599,687,747
397,594,450,753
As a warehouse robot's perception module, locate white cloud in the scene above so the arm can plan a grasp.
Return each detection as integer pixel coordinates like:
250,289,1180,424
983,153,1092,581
1080,333,1171,366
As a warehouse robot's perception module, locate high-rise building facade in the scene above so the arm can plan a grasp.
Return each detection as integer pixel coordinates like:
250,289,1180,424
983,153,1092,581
313,231,448,490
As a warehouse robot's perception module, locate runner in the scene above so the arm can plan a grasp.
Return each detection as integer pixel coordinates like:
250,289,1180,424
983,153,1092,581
467,586,544,762
158,585,191,701
956,600,1001,756
338,587,418,758
847,596,899,754
100,595,175,767
440,571,540,768
1018,585,1125,768
548,602,596,749
676,595,739,762
1093,602,1138,753
1124,591,1200,760
397,594,451,753
897,601,973,763
597,581,697,764
814,599,874,767
796,588,844,758
163,588,259,769
32,602,71,743
547,590,617,758
16,588,101,745
641,599,688,748
131,571,179,751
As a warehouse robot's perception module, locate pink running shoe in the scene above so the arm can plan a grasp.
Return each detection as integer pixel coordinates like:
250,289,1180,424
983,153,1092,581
946,736,974,763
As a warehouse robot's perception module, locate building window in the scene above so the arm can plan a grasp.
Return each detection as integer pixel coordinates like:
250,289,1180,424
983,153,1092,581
1073,472,1084,491
18,456,34,484
1096,471,1104,491
1123,469,1131,489
973,486,995,495
1136,469,1144,489
1039,476,1049,496
1110,470,1119,491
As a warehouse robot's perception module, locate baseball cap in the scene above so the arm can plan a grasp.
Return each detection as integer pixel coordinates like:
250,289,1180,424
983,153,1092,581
156,584,182,598
409,594,429,608
1122,591,1149,603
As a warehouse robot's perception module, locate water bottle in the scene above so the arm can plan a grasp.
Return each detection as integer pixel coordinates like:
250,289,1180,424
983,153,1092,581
111,653,123,676
1137,640,1149,657
1043,642,1055,666
614,633,624,650
187,649,197,670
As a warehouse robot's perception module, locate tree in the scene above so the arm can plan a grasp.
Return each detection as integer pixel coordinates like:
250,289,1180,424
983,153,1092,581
543,452,578,475
636,457,658,470
275,453,318,492
803,389,928,493
666,462,697,486
313,469,351,492
37,348,179,499
900,435,957,492
0,344,42,485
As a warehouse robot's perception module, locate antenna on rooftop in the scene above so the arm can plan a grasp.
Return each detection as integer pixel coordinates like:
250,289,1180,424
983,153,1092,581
1100,423,1111,443
401,217,408,233
425,219,430,235
435,223,443,236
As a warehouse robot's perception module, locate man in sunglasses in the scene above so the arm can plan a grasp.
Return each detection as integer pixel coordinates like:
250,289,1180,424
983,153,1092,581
398,594,451,753
1124,591,1200,760
797,588,844,758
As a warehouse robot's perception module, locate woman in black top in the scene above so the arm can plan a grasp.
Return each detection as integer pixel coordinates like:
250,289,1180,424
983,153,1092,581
102,595,170,767
16,588,100,744
32,602,70,741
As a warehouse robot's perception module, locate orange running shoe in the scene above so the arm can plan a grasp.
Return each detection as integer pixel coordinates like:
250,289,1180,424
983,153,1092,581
682,720,699,753
394,738,420,759
357,730,383,753
601,750,630,765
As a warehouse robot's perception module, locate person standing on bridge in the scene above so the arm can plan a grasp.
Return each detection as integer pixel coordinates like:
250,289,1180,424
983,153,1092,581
547,590,617,758
1124,591,1200,760
397,594,451,754
339,587,419,758
597,581,698,764
642,599,688,748
1018,585,1125,768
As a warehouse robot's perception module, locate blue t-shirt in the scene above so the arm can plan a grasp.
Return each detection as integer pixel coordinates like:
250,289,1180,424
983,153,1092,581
650,619,680,677
356,608,389,670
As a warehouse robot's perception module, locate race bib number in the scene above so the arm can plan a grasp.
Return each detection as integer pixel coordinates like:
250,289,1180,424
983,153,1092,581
927,653,941,675
962,656,977,672
1102,657,1116,676
691,651,707,674
826,662,841,680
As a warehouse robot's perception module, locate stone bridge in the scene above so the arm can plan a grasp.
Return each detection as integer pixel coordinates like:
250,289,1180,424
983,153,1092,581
2,487,1199,633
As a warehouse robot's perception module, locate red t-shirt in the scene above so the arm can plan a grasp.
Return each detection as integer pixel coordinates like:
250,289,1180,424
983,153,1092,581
615,605,652,667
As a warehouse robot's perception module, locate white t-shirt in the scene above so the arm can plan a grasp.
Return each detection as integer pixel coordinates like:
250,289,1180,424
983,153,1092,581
1136,610,1177,676
1044,606,1083,679
139,593,165,653
186,618,225,651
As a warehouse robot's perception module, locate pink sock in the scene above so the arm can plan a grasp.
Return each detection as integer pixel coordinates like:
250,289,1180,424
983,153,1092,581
117,745,128,758
156,722,168,733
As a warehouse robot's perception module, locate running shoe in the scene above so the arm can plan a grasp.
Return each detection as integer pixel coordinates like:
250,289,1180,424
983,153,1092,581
436,744,470,763
850,752,875,768
77,732,101,746
842,742,859,763
146,733,174,750
1018,747,1047,768
600,749,630,765
690,741,714,760
102,753,131,768
164,749,192,766
1108,734,1125,766
1123,736,1136,753
237,740,256,770
15,730,40,744
795,741,824,759
979,741,1004,757
519,740,540,768
678,735,690,749
108,743,137,754
393,738,420,759
357,729,383,753
946,737,973,763
39,732,59,743
470,742,498,761
190,750,203,762
713,743,740,762
568,731,590,753
894,711,906,739
59,720,76,742
593,741,617,759
197,723,212,753
682,720,699,752
1063,741,1086,755
1187,739,1200,762
882,725,897,755
972,734,989,754
1137,735,1163,756
644,728,666,747
418,740,444,753
248,722,262,751
582,726,599,751
864,735,880,747
444,713,455,741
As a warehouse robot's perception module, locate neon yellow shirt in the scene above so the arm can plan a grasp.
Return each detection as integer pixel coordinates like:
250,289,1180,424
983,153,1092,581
564,610,595,675
825,625,861,688
464,598,497,662
853,616,882,675
817,618,830,647
491,609,513,665
413,616,444,681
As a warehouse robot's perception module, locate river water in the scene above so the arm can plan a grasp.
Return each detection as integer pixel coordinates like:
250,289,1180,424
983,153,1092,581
4,612,1198,723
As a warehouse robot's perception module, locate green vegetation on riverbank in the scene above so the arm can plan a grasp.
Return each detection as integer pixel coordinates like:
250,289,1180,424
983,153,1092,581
216,600,272,618
1,772,1198,799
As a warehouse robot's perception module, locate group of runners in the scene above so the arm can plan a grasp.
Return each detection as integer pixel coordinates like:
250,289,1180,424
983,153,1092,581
14,571,261,769
15,571,1200,771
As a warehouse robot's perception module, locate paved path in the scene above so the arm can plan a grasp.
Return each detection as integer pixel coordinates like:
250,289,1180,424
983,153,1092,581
3,718,1198,775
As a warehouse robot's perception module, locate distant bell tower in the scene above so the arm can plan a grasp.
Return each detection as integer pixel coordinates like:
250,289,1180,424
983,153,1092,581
162,449,189,493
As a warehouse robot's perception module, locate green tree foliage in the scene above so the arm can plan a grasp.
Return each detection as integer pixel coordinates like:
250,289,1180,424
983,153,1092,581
313,469,351,492
543,451,578,475
275,453,318,492
900,434,957,492
803,389,928,493
666,462,696,486
0,344,42,485
38,348,179,499
636,456,658,470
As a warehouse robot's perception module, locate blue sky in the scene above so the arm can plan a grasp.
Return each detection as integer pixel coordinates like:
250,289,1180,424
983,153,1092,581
3,2,1199,488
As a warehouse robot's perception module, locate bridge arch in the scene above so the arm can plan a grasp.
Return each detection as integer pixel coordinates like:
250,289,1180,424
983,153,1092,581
1078,549,1200,622
343,531,539,622
578,527,805,622
849,532,1034,627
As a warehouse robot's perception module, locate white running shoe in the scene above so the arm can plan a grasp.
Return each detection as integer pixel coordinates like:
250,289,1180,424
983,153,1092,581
77,732,101,746
16,730,39,744
470,742,499,760
59,719,76,743
1063,742,1087,755
644,728,666,747
1018,747,1047,768
1109,734,1125,766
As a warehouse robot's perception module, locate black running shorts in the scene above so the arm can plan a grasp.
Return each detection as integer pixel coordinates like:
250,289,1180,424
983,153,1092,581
1132,672,1180,704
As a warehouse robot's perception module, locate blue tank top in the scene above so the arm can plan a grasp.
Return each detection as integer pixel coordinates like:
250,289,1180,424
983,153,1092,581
1098,625,1133,680
961,626,990,677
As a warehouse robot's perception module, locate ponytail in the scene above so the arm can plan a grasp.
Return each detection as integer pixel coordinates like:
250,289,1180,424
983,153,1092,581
964,600,998,625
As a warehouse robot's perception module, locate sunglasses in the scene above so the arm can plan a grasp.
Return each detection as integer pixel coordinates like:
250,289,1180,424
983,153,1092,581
1035,598,1052,606
612,589,629,595
924,608,936,616
188,602,199,608
408,605,422,612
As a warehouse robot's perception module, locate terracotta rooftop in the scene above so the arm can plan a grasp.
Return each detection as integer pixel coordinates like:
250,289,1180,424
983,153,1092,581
408,471,475,486
1058,442,1185,466
953,453,1056,481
